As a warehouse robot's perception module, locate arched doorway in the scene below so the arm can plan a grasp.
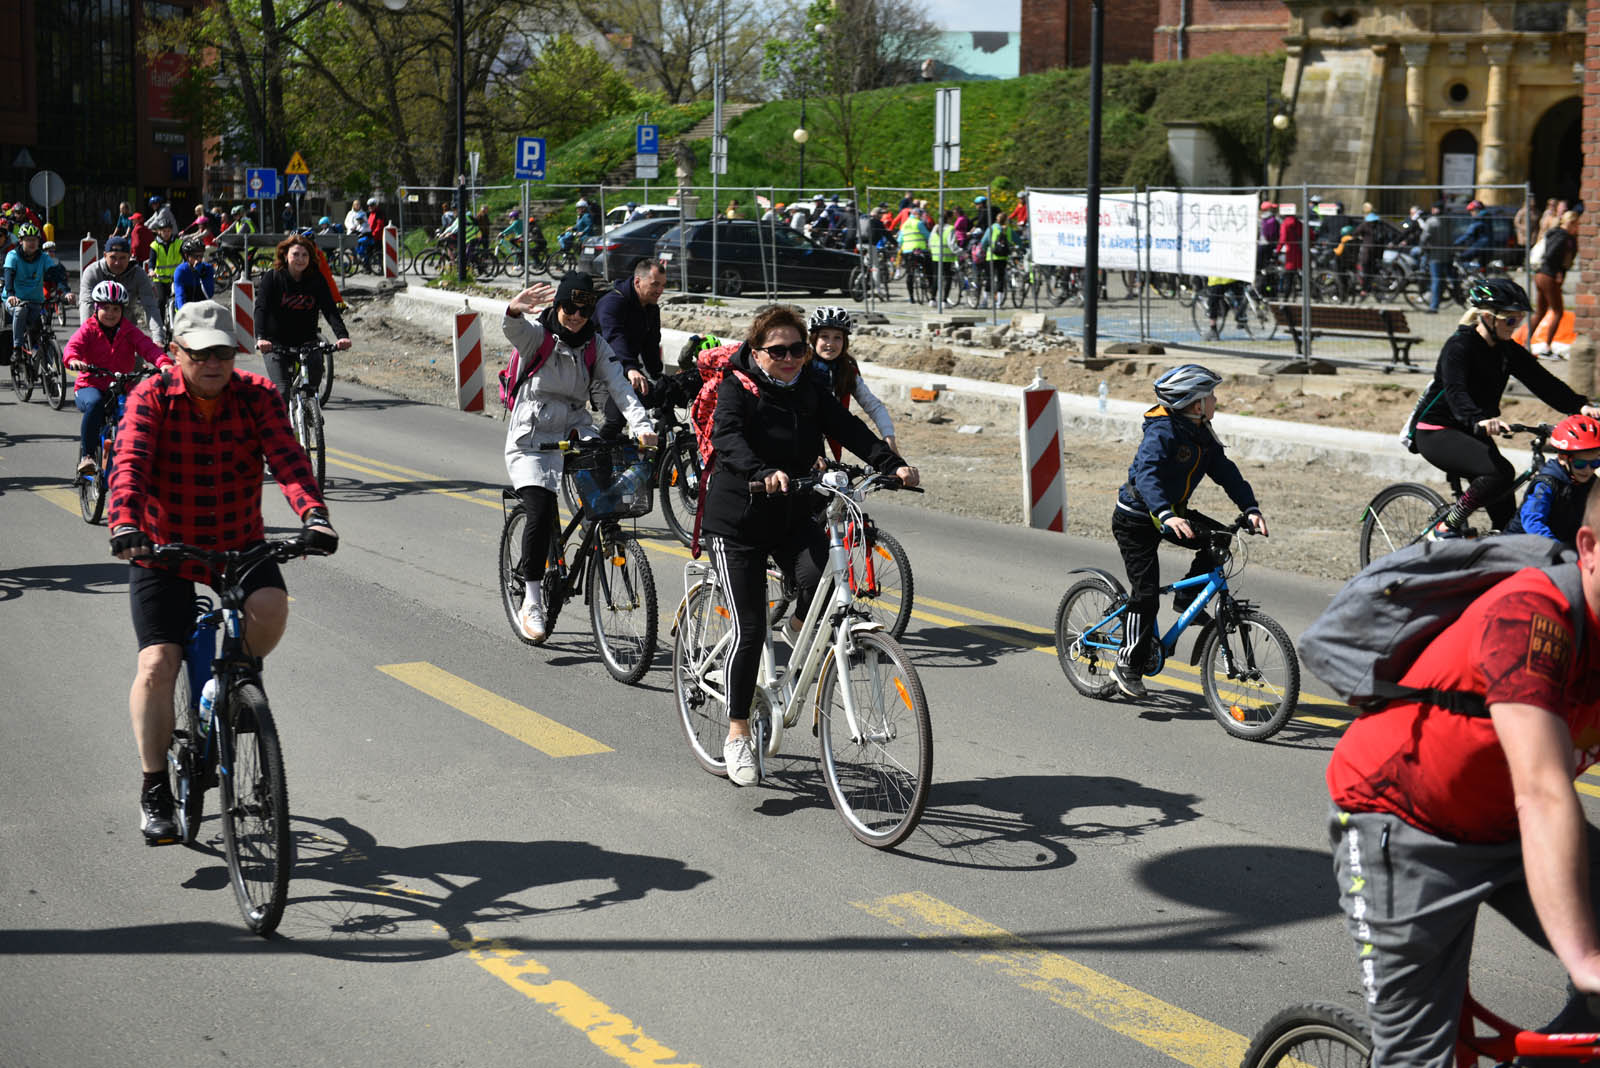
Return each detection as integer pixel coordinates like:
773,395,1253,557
1529,97,1581,207
1438,129,1478,205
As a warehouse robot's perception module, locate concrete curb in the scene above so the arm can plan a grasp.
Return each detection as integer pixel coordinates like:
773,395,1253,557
388,286,1447,482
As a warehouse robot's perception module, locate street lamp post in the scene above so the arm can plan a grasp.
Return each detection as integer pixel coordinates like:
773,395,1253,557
794,120,808,196
384,0,467,277
1262,91,1290,191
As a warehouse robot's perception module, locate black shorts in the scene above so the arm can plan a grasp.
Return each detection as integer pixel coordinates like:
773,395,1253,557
129,559,286,649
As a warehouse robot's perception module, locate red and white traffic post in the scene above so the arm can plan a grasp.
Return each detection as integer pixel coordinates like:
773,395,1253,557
453,303,485,412
1020,368,1067,532
79,234,98,280
231,280,255,354
383,224,400,279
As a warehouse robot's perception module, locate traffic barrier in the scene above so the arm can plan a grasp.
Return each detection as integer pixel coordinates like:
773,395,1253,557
79,234,98,278
383,224,400,279
1020,369,1066,532
231,280,255,354
453,304,485,411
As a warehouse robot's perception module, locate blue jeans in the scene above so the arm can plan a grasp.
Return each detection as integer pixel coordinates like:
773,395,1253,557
1427,259,1446,311
11,301,40,352
75,386,108,461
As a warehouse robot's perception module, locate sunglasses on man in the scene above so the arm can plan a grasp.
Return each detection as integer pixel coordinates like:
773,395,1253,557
177,343,237,363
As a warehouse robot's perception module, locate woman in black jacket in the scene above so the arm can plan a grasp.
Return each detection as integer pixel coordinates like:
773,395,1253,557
1410,277,1599,536
701,305,917,787
255,233,351,405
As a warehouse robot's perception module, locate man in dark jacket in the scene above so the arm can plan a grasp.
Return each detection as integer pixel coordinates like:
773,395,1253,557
594,259,666,438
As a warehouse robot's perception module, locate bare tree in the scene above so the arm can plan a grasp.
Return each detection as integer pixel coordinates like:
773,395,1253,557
569,0,766,102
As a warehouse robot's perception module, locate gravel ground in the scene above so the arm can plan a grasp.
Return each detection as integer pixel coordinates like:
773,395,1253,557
327,292,1584,583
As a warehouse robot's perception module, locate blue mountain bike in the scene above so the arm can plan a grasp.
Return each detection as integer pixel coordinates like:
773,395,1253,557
1052,515,1300,741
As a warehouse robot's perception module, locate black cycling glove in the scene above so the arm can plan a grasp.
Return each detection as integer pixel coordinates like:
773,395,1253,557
302,510,339,555
110,527,150,556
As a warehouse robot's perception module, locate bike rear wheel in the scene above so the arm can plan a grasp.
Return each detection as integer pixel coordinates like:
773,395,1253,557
657,435,700,550
1358,482,1448,568
817,630,932,849
849,527,913,639
220,683,291,935
41,337,66,409
78,465,107,524
166,668,207,846
1054,577,1122,698
318,350,334,407
1200,606,1299,741
588,535,658,684
498,504,540,645
672,580,733,776
1241,1003,1371,1067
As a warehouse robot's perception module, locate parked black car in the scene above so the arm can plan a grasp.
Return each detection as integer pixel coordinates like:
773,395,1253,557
579,218,684,282
653,219,860,297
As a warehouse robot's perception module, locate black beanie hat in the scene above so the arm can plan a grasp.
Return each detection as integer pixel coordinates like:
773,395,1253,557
555,272,597,308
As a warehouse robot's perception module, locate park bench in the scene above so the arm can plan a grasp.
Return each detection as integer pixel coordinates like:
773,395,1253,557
1271,303,1423,369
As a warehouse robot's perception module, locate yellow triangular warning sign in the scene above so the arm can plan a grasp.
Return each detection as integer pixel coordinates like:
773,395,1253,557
284,151,310,175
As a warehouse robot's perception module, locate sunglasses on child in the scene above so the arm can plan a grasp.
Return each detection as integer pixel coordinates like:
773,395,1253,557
759,341,808,360
1569,456,1600,470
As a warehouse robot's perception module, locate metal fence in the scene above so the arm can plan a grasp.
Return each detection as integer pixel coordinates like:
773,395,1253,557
861,184,997,324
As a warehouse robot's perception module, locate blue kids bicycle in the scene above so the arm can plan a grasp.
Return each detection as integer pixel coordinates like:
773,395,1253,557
159,533,329,935
1052,515,1300,741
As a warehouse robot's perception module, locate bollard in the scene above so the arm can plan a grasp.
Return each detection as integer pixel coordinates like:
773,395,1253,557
383,224,400,280
231,280,255,354
453,303,485,411
1019,367,1067,532
79,234,98,280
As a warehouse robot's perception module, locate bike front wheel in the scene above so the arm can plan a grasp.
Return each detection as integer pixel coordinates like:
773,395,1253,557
588,536,658,685
1358,482,1448,568
10,346,33,401
1240,1003,1371,1067
657,435,700,550
220,683,291,935
41,338,67,409
672,580,733,777
1200,606,1299,741
78,465,107,525
1054,577,1122,698
293,395,325,488
849,527,914,639
817,630,932,849
318,350,335,407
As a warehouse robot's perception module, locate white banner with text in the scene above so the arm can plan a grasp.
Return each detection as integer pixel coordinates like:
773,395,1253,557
1029,190,1257,279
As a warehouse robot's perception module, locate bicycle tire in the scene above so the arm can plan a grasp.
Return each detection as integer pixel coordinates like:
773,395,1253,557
1006,265,1027,308
1240,1003,1371,1067
79,462,107,525
657,435,699,550
848,266,868,303
308,399,325,488
1053,577,1122,698
849,527,913,640
41,337,66,409
1358,482,1448,568
817,630,932,849
167,667,207,846
1199,606,1300,741
413,249,446,278
588,536,658,685
498,503,541,645
318,350,334,407
10,345,33,401
1189,292,1211,339
1250,292,1277,340
672,580,733,776
219,682,291,936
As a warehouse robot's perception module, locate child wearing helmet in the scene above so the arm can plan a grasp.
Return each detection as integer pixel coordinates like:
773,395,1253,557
172,237,216,310
1408,277,1600,538
1503,414,1600,544
63,280,172,476
805,305,896,455
4,223,70,357
1111,364,1268,699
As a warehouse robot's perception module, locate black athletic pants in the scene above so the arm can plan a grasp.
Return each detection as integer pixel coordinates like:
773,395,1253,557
708,527,828,722
1413,426,1517,529
517,485,559,583
1111,507,1222,668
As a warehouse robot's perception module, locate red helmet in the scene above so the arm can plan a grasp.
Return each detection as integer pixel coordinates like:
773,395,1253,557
1550,414,1600,453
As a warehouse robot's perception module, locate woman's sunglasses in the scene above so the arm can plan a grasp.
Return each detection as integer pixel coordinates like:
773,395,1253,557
559,299,594,317
759,342,808,360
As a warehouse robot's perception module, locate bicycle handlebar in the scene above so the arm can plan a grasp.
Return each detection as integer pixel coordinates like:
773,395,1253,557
152,532,331,573
72,364,158,381
1497,422,1554,439
746,470,922,495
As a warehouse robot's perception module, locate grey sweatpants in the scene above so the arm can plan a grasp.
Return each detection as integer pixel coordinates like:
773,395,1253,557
1329,806,1600,1067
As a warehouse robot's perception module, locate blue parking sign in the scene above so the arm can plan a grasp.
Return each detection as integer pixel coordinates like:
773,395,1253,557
171,153,190,180
636,125,659,155
514,137,546,181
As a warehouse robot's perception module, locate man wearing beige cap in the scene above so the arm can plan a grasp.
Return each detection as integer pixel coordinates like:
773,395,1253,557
107,299,337,843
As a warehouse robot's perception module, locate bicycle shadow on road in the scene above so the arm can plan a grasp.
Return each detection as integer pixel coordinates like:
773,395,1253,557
316,474,503,506
894,622,1041,669
898,773,1204,872
273,815,712,962
0,431,77,448
0,560,128,601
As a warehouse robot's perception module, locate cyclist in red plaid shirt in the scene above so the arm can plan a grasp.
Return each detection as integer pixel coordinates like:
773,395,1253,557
107,299,339,842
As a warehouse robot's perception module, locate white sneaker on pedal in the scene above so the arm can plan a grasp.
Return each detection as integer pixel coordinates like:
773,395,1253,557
723,734,759,787
517,589,548,644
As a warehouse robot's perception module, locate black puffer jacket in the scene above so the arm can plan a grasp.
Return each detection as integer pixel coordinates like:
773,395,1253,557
700,342,902,546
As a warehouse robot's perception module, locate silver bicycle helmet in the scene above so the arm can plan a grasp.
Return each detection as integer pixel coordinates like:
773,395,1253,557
807,305,853,334
1153,363,1222,410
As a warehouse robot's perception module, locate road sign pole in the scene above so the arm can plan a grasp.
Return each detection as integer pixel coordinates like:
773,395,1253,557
522,181,529,285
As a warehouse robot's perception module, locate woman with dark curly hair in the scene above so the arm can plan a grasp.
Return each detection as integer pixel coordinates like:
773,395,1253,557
255,232,351,405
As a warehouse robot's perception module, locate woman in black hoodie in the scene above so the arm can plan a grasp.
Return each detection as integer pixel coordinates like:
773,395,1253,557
255,233,350,405
701,305,917,787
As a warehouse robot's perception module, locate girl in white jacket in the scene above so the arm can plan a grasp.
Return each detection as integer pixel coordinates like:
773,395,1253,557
806,305,896,457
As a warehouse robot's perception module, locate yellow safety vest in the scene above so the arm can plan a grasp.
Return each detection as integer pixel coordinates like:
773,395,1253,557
150,238,184,284
930,224,956,262
898,219,928,254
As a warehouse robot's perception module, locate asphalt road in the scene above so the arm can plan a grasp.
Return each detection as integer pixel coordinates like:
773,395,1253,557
1,367,1587,1068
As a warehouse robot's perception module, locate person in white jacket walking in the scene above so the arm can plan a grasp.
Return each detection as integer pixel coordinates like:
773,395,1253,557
502,273,656,642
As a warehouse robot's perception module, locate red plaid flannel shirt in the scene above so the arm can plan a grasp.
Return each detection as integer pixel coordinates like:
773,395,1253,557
107,369,325,584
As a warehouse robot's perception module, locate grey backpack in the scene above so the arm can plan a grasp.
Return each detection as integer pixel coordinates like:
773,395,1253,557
1299,534,1583,715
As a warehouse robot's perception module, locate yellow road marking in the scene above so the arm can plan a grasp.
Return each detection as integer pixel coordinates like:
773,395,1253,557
377,662,611,757
856,891,1248,1068
454,935,698,1067
33,485,82,516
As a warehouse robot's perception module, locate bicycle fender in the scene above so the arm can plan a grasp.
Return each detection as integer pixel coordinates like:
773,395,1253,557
1067,566,1128,600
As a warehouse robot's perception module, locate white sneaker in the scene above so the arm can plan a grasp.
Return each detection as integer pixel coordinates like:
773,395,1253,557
723,734,759,787
517,589,548,643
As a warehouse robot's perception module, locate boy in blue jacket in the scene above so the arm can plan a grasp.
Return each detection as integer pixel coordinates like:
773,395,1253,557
1504,413,1600,545
1111,364,1269,698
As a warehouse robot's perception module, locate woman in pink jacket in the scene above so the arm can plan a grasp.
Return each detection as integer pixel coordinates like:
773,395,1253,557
63,279,172,475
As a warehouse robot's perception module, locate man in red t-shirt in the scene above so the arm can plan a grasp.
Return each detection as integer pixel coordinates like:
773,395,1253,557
1327,487,1600,1066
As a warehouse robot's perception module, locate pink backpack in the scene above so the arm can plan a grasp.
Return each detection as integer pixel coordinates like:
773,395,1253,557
497,331,598,410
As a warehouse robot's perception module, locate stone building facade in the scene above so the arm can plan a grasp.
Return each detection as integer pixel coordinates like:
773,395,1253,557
1572,0,1597,383
1276,2,1584,211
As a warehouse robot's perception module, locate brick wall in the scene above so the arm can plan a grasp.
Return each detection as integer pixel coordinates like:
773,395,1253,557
1154,0,1290,62
1576,0,1600,392
1019,0,1160,73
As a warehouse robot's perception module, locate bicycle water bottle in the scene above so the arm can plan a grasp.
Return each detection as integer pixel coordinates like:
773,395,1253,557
1097,381,1108,413
198,678,219,735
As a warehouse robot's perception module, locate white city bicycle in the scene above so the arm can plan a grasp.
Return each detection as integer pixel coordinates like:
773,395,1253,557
671,469,932,849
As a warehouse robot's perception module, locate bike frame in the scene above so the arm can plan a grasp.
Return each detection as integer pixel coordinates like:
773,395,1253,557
1457,988,1600,1062
1077,568,1229,659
